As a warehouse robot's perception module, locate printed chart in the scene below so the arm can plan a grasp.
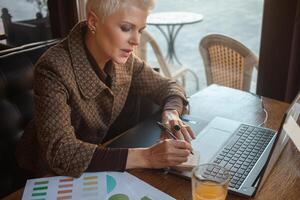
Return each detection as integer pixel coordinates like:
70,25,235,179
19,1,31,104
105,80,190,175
22,172,175,200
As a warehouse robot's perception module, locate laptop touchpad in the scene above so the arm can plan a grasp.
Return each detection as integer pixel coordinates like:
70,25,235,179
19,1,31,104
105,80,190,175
192,128,232,164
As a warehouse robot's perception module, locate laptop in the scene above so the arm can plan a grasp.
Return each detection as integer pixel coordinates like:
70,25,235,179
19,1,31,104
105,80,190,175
108,92,300,197
176,92,300,197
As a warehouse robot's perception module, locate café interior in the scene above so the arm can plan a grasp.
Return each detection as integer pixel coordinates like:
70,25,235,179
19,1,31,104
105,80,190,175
0,0,299,199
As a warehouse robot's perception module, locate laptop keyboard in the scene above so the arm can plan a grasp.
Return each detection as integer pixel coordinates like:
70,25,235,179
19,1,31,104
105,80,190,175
210,124,275,189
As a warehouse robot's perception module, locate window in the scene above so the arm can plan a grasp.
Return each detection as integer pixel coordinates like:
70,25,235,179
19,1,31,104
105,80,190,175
0,0,53,48
75,0,263,94
77,0,87,21
146,0,263,93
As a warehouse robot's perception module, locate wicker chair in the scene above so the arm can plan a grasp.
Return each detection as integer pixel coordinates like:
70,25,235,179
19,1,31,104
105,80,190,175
136,31,199,91
199,34,258,91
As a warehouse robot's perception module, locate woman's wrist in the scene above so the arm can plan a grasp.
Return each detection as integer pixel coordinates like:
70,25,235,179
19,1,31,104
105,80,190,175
126,148,151,169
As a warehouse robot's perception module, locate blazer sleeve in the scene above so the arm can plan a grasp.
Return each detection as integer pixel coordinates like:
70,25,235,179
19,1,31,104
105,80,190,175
33,67,97,177
34,66,130,176
130,55,189,114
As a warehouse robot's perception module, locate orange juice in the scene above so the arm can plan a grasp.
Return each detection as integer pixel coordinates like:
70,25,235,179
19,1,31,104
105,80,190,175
193,181,227,200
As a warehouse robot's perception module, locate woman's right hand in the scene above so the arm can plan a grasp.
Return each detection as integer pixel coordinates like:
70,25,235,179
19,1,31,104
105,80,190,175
146,139,193,168
126,139,193,169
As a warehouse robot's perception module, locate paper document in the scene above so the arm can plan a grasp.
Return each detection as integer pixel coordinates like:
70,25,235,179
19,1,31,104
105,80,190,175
22,172,175,200
172,151,200,171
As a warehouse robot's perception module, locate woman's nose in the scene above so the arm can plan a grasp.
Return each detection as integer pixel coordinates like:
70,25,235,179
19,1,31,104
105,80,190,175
129,32,140,46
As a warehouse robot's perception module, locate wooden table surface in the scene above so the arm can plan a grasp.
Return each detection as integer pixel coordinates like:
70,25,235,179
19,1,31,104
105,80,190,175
126,85,299,200
4,85,300,200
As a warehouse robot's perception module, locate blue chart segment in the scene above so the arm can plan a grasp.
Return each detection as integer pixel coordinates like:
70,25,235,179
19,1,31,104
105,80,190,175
106,175,117,194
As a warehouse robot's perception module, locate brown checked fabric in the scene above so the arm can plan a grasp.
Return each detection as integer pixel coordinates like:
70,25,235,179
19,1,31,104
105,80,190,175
16,21,188,177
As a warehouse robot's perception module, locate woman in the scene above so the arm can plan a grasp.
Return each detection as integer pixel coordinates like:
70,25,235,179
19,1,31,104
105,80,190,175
17,0,195,177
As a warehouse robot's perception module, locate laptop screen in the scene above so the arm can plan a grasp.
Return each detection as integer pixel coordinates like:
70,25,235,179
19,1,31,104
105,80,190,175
256,92,300,193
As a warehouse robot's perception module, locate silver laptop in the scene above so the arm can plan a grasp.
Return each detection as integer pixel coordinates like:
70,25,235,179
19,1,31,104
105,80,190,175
176,92,300,197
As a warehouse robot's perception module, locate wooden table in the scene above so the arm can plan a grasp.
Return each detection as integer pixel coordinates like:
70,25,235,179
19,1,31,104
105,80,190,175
4,85,300,200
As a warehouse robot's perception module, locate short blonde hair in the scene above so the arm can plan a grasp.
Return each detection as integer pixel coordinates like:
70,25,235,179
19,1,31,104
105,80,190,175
86,0,155,21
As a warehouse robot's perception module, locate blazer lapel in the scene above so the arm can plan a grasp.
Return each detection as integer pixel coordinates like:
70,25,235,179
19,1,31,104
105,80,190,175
68,22,107,99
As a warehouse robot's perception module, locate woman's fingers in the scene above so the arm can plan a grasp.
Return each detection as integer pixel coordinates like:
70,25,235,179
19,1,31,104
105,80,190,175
160,131,169,140
171,139,192,151
184,124,196,139
167,120,196,142
180,122,196,141
147,139,193,168
167,155,189,164
161,110,196,141
180,125,191,142
167,119,184,140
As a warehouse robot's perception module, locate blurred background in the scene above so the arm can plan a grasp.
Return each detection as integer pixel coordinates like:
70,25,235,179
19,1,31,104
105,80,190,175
0,0,263,95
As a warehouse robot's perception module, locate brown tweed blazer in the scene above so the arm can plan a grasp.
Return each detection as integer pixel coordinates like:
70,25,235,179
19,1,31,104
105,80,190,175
17,22,187,177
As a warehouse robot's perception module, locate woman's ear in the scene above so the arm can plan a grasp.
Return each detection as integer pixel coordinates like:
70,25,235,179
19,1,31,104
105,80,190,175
86,11,98,33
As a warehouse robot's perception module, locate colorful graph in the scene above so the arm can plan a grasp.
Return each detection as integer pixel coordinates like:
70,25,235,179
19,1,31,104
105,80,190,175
22,172,174,200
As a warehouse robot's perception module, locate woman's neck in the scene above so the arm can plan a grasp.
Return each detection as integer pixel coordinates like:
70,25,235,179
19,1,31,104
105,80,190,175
84,31,108,70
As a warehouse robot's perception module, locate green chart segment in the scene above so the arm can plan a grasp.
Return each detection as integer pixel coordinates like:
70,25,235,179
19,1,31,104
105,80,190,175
108,194,129,200
31,180,49,199
141,197,152,200
107,194,153,200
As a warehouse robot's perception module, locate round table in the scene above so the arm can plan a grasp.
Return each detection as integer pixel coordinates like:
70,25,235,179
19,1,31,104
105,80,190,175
147,12,203,64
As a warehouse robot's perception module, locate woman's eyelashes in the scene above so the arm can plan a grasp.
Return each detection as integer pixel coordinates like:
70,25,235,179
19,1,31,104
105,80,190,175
139,27,146,34
120,24,132,32
120,24,145,34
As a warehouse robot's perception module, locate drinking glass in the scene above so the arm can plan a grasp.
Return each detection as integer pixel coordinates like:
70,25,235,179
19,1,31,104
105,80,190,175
192,163,230,200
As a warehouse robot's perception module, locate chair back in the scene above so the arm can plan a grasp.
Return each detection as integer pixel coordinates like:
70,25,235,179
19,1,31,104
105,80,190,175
0,39,58,198
199,34,258,91
136,31,172,77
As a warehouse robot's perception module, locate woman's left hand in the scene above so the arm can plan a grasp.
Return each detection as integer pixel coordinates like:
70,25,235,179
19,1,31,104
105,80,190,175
161,110,196,142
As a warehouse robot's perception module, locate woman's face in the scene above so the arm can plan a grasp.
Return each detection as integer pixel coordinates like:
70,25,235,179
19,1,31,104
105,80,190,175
92,6,148,65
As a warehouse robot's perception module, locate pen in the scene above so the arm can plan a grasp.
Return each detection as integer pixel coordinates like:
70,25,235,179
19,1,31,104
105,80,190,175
181,116,197,124
156,121,194,155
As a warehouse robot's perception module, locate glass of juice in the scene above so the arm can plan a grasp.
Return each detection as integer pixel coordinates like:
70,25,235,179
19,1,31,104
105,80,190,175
192,163,230,200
